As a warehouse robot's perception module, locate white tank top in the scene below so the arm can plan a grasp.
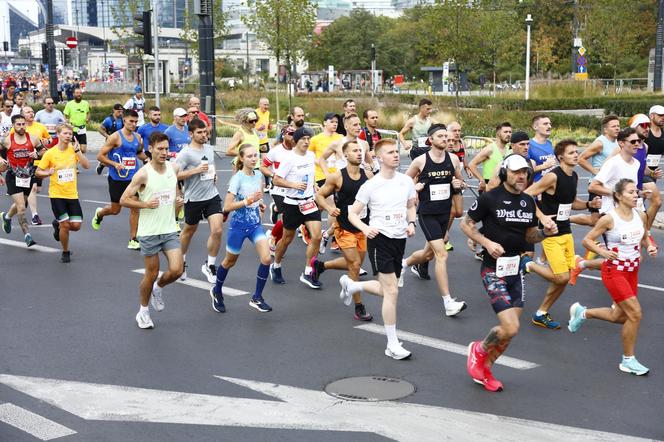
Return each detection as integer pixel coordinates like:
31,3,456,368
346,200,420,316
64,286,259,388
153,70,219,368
605,208,643,261
333,136,365,170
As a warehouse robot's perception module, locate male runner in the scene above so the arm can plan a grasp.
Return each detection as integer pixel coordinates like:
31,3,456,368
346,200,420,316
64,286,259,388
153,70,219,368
358,109,382,151
528,114,556,181
339,139,417,360
11,93,25,116
123,86,146,126
120,132,184,329
336,99,356,136
631,113,662,233
63,88,90,153
399,98,435,160
255,97,272,153
137,106,169,146
95,104,124,175
399,124,468,316
176,118,223,283
92,109,146,249
35,96,65,141
468,122,512,192
447,121,470,176
461,154,557,391
645,105,664,209
35,123,91,262
0,100,13,138
187,96,211,128
164,108,190,159
319,114,374,178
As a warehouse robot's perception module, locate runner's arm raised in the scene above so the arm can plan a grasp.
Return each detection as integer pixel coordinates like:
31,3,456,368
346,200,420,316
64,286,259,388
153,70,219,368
314,172,341,216
226,130,244,156
578,140,602,175
97,132,123,170
319,142,338,177
582,215,618,260
398,118,414,150
467,146,492,182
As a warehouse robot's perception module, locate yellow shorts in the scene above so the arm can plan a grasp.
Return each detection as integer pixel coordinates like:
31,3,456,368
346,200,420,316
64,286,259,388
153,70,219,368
334,223,367,252
542,233,576,275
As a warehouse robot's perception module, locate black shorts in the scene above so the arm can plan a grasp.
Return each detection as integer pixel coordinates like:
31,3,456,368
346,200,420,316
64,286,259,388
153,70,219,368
5,171,35,196
480,263,525,314
418,212,451,242
367,233,407,277
184,194,223,225
587,191,600,214
108,176,131,203
74,132,87,145
51,198,83,222
272,194,286,213
642,175,656,185
281,202,321,230
34,177,43,187
316,178,326,188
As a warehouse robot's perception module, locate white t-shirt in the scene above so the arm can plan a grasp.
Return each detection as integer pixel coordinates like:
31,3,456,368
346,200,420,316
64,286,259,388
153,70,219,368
263,144,293,197
593,154,640,213
355,172,416,239
275,150,316,204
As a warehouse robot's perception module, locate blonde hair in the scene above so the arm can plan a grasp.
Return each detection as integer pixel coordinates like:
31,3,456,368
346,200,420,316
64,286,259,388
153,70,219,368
236,108,258,124
56,123,74,134
235,143,256,172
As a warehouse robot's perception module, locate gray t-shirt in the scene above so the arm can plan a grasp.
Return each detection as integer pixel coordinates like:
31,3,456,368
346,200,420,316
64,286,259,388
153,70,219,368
176,143,219,202
35,109,66,135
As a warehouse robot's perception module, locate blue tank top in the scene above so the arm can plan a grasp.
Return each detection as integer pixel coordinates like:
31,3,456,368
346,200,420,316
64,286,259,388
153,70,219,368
590,135,618,178
528,138,554,181
634,141,647,190
109,130,140,181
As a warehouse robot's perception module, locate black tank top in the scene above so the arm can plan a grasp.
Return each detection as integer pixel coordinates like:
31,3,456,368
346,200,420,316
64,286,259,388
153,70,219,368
336,167,368,232
539,166,577,235
418,151,455,215
646,128,664,168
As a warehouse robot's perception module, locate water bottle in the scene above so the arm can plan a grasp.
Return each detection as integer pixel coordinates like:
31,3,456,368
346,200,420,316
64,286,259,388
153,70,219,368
200,155,208,176
298,174,308,196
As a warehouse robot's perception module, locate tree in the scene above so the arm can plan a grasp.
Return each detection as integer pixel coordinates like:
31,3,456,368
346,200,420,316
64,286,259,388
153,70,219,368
110,0,147,55
179,0,229,62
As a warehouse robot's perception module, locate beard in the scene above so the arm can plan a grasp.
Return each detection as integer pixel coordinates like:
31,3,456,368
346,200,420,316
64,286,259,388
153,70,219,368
295,120,304,128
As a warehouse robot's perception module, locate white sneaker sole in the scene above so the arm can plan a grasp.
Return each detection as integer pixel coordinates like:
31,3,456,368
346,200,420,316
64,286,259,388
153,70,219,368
619,364,649,376
445,302,467,317
249,300,271,312
299,274,321,289
384,347,412,360
135,313,154,329
201,264,216,284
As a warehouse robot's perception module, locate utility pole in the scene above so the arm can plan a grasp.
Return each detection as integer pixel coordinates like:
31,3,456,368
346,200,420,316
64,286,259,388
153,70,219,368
655,0,664,91
153,0,160,106
46,0,59,102
195,0,216,143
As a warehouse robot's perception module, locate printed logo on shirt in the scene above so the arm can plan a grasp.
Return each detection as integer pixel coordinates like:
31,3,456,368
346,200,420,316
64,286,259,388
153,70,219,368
496,209,534,223
520,200,527,208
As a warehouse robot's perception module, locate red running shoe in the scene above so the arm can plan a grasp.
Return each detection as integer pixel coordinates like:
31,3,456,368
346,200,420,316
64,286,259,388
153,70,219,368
466,341,487,382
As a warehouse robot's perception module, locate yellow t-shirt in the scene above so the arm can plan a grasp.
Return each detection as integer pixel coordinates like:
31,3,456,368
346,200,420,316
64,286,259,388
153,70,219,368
12,122,50,166
39,144,80,199
309,132,343,182
255,108,270,143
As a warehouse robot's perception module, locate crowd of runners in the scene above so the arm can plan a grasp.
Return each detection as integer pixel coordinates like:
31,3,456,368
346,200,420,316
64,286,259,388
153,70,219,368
0,88,661,392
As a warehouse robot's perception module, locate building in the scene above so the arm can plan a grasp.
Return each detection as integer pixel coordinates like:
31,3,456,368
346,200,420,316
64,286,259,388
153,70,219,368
0,1,39,53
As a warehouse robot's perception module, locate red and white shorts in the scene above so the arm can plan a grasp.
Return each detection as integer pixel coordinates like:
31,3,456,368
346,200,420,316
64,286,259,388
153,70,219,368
601,258,640,304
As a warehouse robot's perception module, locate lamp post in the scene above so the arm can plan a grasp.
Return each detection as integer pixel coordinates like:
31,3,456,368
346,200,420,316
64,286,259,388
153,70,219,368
525,13,533,100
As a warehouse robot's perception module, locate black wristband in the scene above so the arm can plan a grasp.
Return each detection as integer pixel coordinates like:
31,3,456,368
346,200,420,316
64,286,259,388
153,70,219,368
585,201,590,209
408,221,416,227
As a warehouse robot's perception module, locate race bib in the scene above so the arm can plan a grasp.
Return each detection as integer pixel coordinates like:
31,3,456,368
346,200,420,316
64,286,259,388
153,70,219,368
429,183,450,201
496,255,520,277
15,176,31,188
77,127,86,135
57,168,75,183
201,170,215,181
556,203,572,221
45,124,57,134
621,228,643,245
647,154,661,168
636,197,645,212
348,204,368,219
153,190,175,207
298,200,317,215
168,151,178,161
122,157,137,170
417,137,428,148
384,211,405,228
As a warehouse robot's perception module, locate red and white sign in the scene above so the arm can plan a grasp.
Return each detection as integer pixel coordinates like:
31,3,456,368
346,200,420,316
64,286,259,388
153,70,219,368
66,37,78,49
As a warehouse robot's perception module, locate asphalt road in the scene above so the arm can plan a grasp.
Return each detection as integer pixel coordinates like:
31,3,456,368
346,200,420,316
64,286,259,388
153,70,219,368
0,152,663,441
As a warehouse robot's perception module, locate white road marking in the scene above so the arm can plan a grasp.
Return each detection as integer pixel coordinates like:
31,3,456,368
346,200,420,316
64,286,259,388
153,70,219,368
0,374,649,441
355,323,539,370
131,268,249,296
0,402,76,440
36,194,109,205
579,274,664,293
0,238,59,253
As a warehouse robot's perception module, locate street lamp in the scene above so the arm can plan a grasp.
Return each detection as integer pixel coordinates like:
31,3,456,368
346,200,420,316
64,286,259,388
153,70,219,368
525,13,533,100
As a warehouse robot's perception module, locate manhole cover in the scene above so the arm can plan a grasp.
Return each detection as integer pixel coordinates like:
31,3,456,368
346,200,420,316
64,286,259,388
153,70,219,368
324,376,415,402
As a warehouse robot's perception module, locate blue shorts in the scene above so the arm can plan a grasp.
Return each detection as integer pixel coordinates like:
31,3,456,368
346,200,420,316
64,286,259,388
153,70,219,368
226,223,266,254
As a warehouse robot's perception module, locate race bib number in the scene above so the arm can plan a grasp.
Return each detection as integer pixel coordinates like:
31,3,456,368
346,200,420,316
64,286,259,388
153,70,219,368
349,204,368,219
429,183,450,201
298,200,317,215
77,127,86,135
621,228,643,245
200,170,215,181
384,211,405,228
45,124,57,134
636,197,645,212
647,154,661,168
153,190,175,207
556,203,572,221
57,168,75,183
417,137,428,148
496,255,520,277
168,151,178,161
15,176,31,188
122,157,137,170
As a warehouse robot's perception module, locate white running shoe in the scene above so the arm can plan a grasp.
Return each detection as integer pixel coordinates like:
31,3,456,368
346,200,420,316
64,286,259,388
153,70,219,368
201,263,217,284
136,310,154,329
444,299,467,317
398,264,407,288
359,267,368,277
319,230,329,254
339,275,353,306
150,282,165,312
385,342,411,360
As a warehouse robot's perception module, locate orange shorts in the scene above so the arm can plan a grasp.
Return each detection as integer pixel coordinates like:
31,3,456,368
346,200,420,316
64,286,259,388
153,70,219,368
334,224,367,252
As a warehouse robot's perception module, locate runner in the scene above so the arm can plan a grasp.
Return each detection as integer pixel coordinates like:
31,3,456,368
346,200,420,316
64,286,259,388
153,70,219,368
11,92,25,116
568,178,657,376
468,122,512,193
175,118,223,283
34,97,65,142
319,114,374,179
399,98,435,160
461,154,557,391
227,108,260,157
210,143,273,314
630,113,662,233
336,99,356,136
271,126,323,288
63,88,90,153
187,96,211,129
338,138,417,359
123,86,146,126
95,104,124,174
255,97,272,154
1,99,15,138
312,140,373,321
358,109,382,151
119,131,184,329
35,123,91,262
273,107,305,146
92,109,146,250
528,114,556,181
447,121,471,176
399,123,468,317
136,106,169,149
164,108,190,160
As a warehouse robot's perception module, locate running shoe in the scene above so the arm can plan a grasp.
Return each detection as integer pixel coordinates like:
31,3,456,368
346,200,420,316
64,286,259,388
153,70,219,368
385,342,412,360
359,267,368,276
1,212,11,234
445,242,454,251
567,302,586,333
24,233,36,247
310,256,325,281
519,254,533,274
299,225,311,245
60,251,71,263
569,255,584,286
339,275,353,306
619,357,649,376
532,312,561,330
466,341,487,381
354,303,373,321
410,264,430,280
474,366,503,392
52,220,60,241
180,262,188,281
300,272,322,289
474,251,484,261
201,263,217,284
96,162,105,175
249,296,272,312
319,230,329,254
398,267,406,288
31,214,42,225
209,287,226,313
270,263,285,284
151,282,165,311
444,298,467,317
127,239,140,250
91,208,102,230
136,310,154,329
269,202,279,224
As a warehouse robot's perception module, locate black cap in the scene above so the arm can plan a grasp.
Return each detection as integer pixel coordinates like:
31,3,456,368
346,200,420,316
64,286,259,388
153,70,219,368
427,123,447,137
510,131,530,144
323,112,338,122
293,126,315,142
113,103,124,111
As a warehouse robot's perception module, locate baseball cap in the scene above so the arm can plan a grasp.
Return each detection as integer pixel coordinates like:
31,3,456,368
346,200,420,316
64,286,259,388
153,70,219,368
510,131,530,144
323,112,338,122
628,113,650,128
113,103,123,111
173,107,187,117
282,125,296,135
503,154,530,171
134,85,142,93
649,105,664,115
293,126,314,142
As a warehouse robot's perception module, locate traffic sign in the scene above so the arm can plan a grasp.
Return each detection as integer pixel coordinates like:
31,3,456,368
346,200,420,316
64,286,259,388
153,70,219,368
576,55,587,66
578,65,587,74
578,46,586,56
66,37,77,49
575,73,589,80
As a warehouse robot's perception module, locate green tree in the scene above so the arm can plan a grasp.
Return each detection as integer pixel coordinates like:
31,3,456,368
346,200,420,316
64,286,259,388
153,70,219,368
110,0,148,55
179,0,229,62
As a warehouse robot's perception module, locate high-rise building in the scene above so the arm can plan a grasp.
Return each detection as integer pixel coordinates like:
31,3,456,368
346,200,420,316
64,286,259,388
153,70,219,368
0,1,38,52
68,0,186,28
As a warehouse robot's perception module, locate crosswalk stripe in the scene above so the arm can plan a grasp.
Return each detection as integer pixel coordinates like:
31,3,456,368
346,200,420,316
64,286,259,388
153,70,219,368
355,323,539,370
131,268,249,296
0,402,76,440
0,238,59,253
578,274,664,293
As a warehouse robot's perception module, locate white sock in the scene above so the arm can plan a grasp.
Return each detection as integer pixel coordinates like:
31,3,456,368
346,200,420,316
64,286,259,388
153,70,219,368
140,305,149,313
536,310,546,317
442,295,452,303
273,261,281,269
581,310,587,319
385,324,399,348
623,355,634,361
579,260,587,269
304,266,312,275
183,254,187,262
347,280,363,295
401,258,408,268
207,255,216,266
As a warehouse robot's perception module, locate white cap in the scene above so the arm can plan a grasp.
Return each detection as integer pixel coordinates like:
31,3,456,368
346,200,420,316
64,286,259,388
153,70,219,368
629,113,650,128
649,105,664,116
173,107,187,117
503,154,530,171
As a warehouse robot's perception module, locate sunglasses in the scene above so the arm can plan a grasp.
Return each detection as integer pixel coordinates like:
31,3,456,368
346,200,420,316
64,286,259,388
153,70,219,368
626,139,641,145
638,123,649,129
188,111,198,114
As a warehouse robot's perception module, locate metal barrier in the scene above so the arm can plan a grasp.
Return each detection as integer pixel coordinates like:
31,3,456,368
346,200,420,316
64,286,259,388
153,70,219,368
274,120,324,135
209,115,242,157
